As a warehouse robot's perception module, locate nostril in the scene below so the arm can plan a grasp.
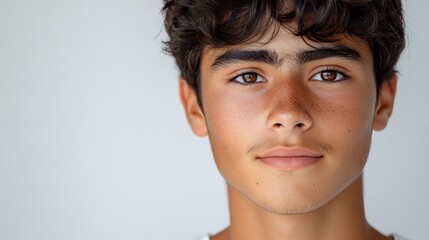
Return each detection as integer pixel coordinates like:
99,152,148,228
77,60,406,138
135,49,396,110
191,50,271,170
295,122,305,128
273,123,283,128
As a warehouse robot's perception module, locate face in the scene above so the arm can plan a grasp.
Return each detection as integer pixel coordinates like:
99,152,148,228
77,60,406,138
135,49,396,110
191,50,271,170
180,27,396,214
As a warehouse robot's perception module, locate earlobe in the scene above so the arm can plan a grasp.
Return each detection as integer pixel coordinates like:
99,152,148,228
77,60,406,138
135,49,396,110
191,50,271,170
373,74,398,131
179,78,208,137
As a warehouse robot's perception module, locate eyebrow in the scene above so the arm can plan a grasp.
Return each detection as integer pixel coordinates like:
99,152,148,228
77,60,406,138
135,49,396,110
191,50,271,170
210,44,363,72
210,49,279,71
299,45,363,64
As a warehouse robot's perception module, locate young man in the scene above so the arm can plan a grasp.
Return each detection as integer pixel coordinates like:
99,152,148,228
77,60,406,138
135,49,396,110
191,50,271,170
162,0,406,239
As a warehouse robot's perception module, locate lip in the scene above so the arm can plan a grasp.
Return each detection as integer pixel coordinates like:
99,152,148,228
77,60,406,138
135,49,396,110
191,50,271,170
257,146,323,171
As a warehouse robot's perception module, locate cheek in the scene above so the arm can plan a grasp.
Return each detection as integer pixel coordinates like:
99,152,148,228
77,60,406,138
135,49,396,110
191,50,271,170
204,88,264,138
337,91,375,142
202,90,263,178
315,89,376,173
314,83,376,136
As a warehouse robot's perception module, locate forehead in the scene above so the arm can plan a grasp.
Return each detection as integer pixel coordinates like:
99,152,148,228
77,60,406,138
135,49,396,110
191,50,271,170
201,27,373,70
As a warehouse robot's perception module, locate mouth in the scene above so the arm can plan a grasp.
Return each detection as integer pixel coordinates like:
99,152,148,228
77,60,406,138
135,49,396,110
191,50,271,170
256,146,323,171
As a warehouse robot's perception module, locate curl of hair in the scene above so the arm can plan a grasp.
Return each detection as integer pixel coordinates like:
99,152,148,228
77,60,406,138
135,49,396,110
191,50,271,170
162,0,405,103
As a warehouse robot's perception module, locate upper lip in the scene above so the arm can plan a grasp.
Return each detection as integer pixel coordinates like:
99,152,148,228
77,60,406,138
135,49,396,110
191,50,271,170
257,146,323,159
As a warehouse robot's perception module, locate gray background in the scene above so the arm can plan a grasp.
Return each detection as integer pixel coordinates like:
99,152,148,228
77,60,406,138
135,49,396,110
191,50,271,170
0,1,427,240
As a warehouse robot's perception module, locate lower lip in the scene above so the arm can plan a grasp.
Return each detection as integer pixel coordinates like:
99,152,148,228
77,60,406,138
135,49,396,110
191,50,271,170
257,156,322,171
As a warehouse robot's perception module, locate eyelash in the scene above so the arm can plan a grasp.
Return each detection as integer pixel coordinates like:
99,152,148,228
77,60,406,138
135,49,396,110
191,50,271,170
229,70,266,86
310,67,350,83
229,67,350,86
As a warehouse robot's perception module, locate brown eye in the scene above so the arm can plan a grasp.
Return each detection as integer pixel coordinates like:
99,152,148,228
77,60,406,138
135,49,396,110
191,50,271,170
321,70,338,81
312,69,347,82
242,73,258,83
232,72,265,85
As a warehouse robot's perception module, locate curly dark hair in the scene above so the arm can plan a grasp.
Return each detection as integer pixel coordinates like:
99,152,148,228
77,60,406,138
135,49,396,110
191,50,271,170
162,0,405,105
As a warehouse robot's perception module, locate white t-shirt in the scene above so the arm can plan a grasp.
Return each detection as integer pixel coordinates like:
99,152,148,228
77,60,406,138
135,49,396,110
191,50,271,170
195,233,408,240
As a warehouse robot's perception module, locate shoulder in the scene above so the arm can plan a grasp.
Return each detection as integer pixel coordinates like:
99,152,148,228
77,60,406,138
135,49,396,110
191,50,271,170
193,235,210,240
391,233,409,240
195,234,408,240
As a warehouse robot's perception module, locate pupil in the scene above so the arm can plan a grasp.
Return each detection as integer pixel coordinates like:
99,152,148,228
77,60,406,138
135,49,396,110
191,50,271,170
244,73,256,83
322,71,336,81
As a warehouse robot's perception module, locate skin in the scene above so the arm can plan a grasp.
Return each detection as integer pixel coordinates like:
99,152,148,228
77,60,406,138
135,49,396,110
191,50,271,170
179,26,397,240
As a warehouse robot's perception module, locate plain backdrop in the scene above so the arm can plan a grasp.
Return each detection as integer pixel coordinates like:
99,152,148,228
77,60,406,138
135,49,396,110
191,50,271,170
0,1,428,240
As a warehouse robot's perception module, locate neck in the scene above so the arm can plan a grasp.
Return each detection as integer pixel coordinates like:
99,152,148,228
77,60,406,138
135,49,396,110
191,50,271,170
221,176,379,240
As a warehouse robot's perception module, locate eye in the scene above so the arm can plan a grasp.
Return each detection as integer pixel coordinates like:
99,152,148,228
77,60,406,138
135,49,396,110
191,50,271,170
231,72,266,85
311,69,348,82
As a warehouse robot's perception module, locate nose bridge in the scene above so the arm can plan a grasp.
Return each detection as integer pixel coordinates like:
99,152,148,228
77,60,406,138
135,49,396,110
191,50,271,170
265,79,312,131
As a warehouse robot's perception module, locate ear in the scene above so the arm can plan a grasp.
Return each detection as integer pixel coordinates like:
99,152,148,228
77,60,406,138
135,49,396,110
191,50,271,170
179,78,208,137
373,74,398,131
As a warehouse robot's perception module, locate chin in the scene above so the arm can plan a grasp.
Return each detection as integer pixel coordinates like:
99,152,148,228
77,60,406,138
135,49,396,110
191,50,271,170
237,177,345,215
252,192,329,215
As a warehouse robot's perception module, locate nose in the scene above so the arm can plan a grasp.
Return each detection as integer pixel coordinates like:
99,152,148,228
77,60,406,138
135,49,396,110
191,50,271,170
266,86,313,133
